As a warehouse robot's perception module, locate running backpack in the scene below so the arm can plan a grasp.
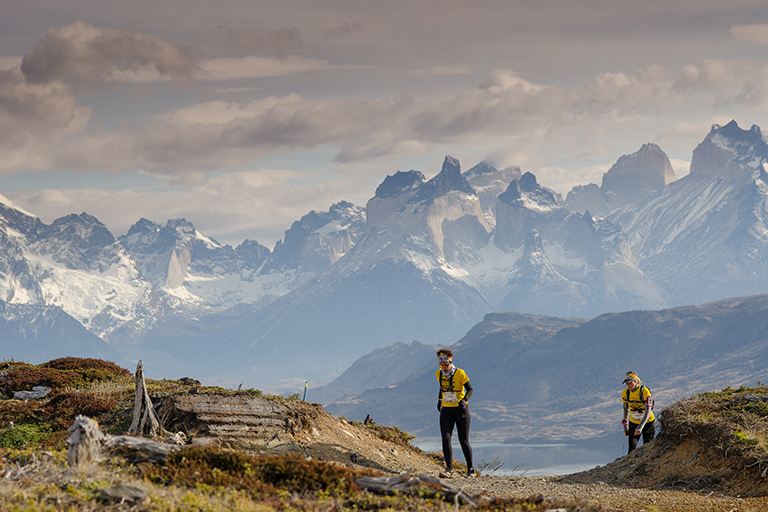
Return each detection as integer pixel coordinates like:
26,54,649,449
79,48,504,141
624,385,654,409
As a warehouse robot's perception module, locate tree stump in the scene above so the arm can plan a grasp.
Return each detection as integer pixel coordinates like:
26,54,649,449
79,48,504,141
128,360,170,437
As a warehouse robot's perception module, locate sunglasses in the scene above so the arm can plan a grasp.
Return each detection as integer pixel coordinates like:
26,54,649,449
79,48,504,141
439,361,451,366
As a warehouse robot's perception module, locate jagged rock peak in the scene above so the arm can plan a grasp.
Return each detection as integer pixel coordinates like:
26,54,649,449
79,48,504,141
691,120,768,179
599,142,676,207
412,156,476,203
166,218,197,236
236,239,271,259
125,218,161,237
46,213,115,245
498,172,559,206
464,160,498,178
285,201,364,237
603,143,676,183
374,170,426,199
328,200,362,216
716,119,763,142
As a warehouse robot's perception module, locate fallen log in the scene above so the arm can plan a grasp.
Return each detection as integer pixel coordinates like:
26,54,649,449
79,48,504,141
67,415,184,469
355,472,481,507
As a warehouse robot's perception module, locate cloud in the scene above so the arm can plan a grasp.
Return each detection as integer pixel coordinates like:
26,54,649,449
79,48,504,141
318,21,364,39
7,168,373,247
198,56,331,80
657,117,736,153
0,61,749,176
730,24,768,44
575,64,672,114
671,59,768,111
8,21,768,184
20,21,200,88
0,67,91,171
408,66,472,77
105,55,335,83
410,70,570,143
224,26,302,57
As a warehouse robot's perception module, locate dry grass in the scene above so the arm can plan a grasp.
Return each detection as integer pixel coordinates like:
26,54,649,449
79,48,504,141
0,357,604,511
661,385,768,458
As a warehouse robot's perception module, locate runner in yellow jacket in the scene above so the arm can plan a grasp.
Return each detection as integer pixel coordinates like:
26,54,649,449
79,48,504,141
436,348,475,478
621,371,655,454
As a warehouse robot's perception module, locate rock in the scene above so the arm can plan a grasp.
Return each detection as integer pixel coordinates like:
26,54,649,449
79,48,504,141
99,485,148,506
13,386,51,400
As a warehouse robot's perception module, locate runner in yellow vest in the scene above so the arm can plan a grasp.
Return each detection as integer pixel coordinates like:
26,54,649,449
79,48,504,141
436,348,475,478
621,371,655,454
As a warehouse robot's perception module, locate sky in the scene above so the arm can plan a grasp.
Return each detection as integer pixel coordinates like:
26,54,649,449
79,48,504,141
3,1,768,248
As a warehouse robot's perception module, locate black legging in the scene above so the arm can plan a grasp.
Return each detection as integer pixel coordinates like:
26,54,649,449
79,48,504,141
627,420,655,453
440,405,473,470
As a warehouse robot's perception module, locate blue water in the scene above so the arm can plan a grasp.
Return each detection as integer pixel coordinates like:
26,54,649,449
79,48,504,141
413,437,625,476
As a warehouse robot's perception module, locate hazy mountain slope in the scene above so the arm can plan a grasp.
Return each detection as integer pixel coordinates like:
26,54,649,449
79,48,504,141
186,156,498,390
488,173,664,317
308,340,439,404
0,197,154,341
325,294,768,442
324,312,585,437
0,301,126,364
611,121,768,306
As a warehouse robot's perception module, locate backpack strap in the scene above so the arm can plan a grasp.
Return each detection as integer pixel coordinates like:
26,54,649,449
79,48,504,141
440,371,455,392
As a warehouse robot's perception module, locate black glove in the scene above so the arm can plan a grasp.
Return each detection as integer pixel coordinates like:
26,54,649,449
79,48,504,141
459,399,467,408
437,401,442,412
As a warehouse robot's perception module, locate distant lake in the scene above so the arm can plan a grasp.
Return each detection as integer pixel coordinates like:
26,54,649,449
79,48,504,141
413,437,627,476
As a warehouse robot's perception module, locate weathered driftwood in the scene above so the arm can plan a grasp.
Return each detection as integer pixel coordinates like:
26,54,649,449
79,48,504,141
67,415,183,469
355,472,481,507
129,359,170,437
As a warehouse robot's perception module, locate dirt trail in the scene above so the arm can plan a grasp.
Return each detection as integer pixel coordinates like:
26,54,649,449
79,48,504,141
170,396,768,511
296,406,768,511
452,473,768,512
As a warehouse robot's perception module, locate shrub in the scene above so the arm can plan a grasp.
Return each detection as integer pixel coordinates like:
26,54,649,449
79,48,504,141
43,392,117,430
40,357,129,377
0,423,52,449
138,447,359,496
0,399,46,425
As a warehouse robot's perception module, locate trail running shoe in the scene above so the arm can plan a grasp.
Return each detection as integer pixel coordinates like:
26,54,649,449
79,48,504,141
466,468,477,478
438,469,455,478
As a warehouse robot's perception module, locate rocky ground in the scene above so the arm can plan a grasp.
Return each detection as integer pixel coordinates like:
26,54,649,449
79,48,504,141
272,400,768,511
452,471,768,512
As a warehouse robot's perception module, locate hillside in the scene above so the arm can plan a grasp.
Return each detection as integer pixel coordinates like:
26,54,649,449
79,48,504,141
0,357,602,511
4,358,768,511
452,385,768,511
325,294,768,443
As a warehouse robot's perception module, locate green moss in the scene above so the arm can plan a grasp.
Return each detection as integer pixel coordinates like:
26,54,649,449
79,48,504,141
733,429,760,446
0,423,52,449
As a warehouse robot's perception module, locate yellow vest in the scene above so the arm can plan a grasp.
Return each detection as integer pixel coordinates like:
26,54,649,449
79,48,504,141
436,368,469,407
621,385,655,423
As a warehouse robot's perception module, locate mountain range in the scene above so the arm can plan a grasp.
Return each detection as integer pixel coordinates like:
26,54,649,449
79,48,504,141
2,119,768,398
323,293,768,442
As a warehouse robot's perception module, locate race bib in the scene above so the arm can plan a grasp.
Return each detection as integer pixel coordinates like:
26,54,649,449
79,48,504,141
630,410,644,423
443,392,458,403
